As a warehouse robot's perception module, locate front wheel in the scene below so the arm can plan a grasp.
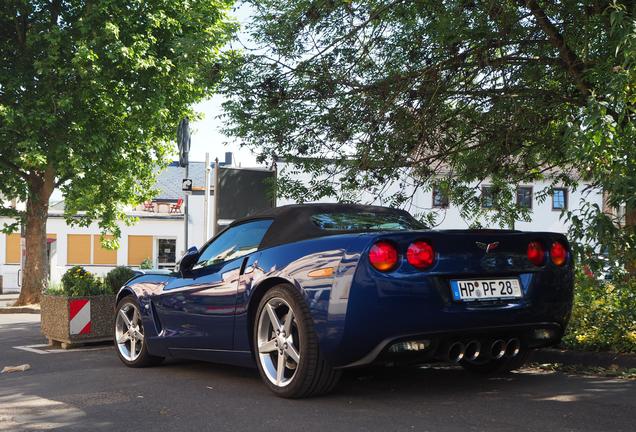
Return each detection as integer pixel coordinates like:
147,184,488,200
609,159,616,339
254,285,341,398
114,296,163,367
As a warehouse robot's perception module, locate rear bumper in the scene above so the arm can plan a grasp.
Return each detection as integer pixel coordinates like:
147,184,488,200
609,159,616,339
338,321,563,368
319,266,573,367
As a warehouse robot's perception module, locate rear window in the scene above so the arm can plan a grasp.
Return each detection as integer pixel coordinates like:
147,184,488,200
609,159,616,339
311,212,425,231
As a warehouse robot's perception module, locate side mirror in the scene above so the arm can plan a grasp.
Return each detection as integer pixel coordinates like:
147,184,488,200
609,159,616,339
177,246,199,277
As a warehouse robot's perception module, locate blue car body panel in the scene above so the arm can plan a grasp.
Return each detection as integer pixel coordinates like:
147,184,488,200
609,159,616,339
118,224,573,369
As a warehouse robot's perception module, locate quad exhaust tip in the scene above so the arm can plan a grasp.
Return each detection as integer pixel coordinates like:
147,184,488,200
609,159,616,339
463,340,481,362
490,339,506,360
505,338,521,358
443,338,519,363
447,341,465,363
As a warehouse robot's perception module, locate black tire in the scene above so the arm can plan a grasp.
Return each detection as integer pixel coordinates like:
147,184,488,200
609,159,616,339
460,346,532,375
253,284,341,398
114,296,164,368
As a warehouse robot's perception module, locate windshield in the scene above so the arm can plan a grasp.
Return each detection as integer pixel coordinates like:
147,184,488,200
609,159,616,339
311,212,425,232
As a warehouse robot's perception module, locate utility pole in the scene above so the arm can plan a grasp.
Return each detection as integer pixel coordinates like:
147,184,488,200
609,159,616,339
212,158,220,235
177,118,191,253
204,152,211,240
184,161,189,250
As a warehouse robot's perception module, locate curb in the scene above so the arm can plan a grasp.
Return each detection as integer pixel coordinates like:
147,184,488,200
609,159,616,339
0,306,40,315
532,348,636,369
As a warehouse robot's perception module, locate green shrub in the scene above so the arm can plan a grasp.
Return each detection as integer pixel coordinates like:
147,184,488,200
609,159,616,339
44,280,65,296
55,266,109,297
140,258,153,270
105,266,136,294
563,270,636,353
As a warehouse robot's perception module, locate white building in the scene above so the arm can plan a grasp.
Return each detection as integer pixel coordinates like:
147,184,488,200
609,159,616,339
276,162,605,234
0,159,222,293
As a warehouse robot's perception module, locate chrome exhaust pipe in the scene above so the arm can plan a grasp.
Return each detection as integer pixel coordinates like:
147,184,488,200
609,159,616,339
464,340,481,362
505,338,521,358
447,341,465,363
490,339,506,360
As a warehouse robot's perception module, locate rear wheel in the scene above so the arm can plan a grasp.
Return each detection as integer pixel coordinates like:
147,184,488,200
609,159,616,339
114,296,163,367
254,285,341,398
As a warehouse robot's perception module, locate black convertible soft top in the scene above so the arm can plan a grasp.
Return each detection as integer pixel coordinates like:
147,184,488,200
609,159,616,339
228,203,423,249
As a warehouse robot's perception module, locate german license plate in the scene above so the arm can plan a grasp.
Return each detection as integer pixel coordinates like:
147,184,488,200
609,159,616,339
450,278,522,301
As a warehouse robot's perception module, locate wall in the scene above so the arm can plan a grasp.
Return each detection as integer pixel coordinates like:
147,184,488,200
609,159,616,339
0,214,185,293
186,193,215,249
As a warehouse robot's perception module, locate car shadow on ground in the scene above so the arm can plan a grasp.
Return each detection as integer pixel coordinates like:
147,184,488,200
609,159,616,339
157,358,634,402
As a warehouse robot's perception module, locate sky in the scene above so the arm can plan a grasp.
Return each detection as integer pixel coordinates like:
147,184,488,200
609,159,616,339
188,96,259,167
187,4,261,168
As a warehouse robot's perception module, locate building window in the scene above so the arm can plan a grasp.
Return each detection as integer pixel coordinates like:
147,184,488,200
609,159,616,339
128,235,153,266
516,186,533,209
432,187,449,208
157,238,176,269
481,186,494,209
7,233,56,264
552,188,568,210
5,233,21,264
67,234,117,266
93,235,117,265
67,234,91,265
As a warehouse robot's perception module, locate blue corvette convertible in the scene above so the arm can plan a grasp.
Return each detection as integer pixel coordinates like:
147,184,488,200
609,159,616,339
114,203,573,398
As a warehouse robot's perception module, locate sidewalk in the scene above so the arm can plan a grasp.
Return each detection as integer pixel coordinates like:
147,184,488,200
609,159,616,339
0,293,18,307
0,293,40,314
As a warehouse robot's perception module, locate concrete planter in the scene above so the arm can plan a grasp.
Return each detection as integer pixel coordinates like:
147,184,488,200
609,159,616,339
41,294,115,348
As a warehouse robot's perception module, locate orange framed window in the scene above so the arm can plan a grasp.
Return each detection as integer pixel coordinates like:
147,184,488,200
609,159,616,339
5,233,21,264
67,234,91,265
128,235,153,266
93,235,117,265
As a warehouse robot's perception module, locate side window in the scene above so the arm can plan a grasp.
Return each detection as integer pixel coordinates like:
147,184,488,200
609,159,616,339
552,188,568,210
194,219,273,269
516,186,533,209
481,186,494,209
432,186,449,208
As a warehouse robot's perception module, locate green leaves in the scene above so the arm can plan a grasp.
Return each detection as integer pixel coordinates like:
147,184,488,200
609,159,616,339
0,0,236,236
563,269,636,353
222,0,636,272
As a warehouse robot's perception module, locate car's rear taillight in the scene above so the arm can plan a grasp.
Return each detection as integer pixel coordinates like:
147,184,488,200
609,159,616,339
369,241,399,272
527,241,545,266
550,242,567,266
407,241,435,269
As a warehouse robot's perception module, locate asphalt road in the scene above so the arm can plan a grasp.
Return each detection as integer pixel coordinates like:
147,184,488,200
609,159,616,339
1,314,635,432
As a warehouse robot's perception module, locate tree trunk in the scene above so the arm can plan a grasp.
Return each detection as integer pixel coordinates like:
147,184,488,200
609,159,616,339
15,173,54,306
626,204,636,276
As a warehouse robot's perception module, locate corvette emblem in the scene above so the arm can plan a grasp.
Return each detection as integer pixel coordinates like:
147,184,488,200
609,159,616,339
476,241,500,253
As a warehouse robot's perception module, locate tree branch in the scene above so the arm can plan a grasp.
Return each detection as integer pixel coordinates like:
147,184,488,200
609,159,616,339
0,157,29,181
522,0,593,98
50,0,61,25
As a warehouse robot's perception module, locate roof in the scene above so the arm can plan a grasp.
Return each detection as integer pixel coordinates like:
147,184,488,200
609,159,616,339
154,162,211,201
229,203,420,249
154,158,238,200
46,159,228,212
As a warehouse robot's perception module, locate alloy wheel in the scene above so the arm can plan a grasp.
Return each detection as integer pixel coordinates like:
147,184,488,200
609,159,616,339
256,297,301,387
115,302,144,362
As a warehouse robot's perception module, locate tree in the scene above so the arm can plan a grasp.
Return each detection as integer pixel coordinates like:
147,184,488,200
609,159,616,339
222,1,636,273
0,0,236,305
